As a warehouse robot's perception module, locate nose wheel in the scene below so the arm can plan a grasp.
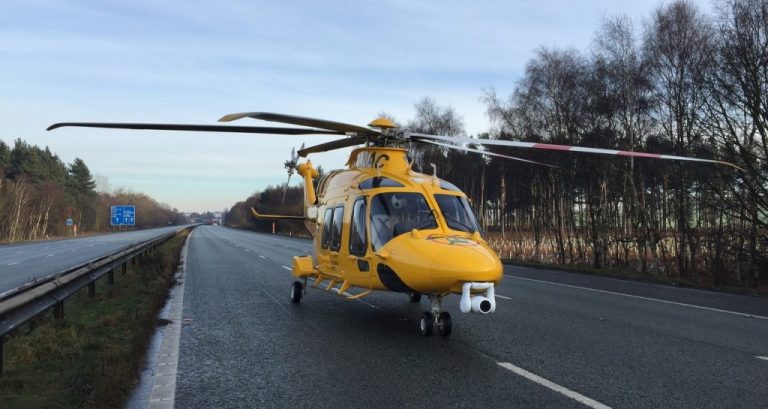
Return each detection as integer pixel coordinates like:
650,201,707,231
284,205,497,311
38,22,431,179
290,280,304,303
419,294,452,337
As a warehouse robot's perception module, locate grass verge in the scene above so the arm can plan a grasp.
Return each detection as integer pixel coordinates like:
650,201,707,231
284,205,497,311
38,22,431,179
0,229,189,408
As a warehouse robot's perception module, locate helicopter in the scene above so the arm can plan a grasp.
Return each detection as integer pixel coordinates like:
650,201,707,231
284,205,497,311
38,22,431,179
47,112,740,337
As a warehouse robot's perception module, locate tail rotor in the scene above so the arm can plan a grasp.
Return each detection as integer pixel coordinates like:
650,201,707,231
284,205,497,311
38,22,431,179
282,144,303,204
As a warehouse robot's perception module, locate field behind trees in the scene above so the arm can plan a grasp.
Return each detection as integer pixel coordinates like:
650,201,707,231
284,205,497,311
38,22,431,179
0,139,185,243
229,0,767,292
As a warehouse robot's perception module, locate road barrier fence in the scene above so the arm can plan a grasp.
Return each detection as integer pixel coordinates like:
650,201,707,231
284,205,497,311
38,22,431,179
0,226,195,375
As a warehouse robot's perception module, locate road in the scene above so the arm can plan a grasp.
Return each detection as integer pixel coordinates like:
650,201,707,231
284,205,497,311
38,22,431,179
0,226,186,296
174,226,768,408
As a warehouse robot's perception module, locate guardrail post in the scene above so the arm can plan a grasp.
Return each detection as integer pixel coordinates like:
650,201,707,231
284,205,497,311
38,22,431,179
88,282,96,298
53,301,64,319
108,269,114,284
122,261,128,275
1,336,4,377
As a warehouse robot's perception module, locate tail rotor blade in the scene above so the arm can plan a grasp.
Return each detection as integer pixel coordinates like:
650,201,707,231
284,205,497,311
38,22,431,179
282,174,292,204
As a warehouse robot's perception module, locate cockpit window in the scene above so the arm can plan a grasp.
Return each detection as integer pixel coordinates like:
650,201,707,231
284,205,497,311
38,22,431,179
359,177,404,189
370,193,437,250
439,180,461,192
435,194,480,234
330,206,344,251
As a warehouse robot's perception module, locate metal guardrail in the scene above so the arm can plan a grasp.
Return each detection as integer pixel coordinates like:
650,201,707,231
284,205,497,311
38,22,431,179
0,226,194,375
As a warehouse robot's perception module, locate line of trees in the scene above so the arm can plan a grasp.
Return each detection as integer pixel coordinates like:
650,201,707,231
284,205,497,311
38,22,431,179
414,0,767,288
228,0,766,289
0,139,186,243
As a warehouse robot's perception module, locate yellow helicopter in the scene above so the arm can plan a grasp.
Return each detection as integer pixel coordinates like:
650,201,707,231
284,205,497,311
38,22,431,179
48,112,740,337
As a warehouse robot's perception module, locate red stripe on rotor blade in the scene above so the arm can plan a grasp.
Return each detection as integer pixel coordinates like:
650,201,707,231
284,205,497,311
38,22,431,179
617,151,661,159
533,143,572,151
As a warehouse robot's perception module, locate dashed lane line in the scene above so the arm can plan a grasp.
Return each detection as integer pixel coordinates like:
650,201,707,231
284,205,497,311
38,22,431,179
497,362,612,409
496,294,513,300
757,356,768,362
6,262,20,266
281,265,292,271
46,254,54,257
258,255,267,259
505,274,768,321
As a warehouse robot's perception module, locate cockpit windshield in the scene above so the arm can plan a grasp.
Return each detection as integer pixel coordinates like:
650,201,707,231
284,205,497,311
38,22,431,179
370,192,437,250
434,194,480,234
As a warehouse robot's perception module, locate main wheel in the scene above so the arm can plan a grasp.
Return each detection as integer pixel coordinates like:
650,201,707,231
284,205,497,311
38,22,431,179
437,312,452,337
290,281,303,304
409,293,422,303
419,311,434,336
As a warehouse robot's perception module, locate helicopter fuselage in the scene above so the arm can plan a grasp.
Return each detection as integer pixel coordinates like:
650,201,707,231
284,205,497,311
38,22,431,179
291,146,503,297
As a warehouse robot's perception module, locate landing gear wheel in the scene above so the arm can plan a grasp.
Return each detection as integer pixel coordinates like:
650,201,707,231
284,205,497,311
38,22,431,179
437,312,452,337
290,281,303,304
409,293,422,303
419,311,434,336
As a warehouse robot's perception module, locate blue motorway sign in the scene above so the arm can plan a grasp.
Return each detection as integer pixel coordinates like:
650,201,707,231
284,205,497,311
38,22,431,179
66,218,73,226
111,205,136,226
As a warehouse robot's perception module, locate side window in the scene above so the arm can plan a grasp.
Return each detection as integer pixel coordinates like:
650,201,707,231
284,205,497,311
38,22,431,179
349,198,367,256
321,208,333,249
330,206,344,251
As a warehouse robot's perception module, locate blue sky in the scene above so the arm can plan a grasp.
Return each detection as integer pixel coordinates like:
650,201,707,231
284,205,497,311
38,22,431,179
0,0,713,212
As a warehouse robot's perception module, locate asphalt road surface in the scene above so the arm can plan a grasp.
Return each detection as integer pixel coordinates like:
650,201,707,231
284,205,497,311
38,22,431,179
176,226,768,408
0,226,186,296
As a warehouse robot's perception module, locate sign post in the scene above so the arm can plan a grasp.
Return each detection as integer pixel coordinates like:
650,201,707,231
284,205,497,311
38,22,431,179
111,205,136,229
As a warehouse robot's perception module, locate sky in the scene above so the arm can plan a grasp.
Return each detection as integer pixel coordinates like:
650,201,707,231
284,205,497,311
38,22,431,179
0,0,714,213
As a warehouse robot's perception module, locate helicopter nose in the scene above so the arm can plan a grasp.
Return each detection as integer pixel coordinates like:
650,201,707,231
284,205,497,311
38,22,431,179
381,234,502,293
428,243,502,284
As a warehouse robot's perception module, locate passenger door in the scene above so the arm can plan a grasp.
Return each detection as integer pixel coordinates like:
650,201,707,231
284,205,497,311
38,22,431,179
347,197,371,278
327,205,344,277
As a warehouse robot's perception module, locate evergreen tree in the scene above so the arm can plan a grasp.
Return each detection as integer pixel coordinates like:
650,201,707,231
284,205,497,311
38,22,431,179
67,158,97,230
0,140,10,174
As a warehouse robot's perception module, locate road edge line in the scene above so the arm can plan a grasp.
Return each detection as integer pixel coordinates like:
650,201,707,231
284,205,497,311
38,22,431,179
505,274,768,320
146,229,192,408
497,362,612,409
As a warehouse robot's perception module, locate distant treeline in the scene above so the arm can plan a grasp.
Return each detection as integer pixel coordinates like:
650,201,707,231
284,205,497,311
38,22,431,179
0,139,185,243
227,183,312,237
227,0,767,290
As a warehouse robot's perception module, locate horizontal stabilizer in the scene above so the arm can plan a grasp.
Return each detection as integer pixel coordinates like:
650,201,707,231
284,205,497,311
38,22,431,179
250,207,305,221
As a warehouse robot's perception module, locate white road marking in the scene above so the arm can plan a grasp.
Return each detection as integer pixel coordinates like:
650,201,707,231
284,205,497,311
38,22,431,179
6,262,20,266
496,294,513,300
505,275,768,321
46,254,54,257
258,255,267,259
244,249,251,252
497,362,612,409
757,356,768,362
15,251,23,254
281,265,292,271
146,228,192,408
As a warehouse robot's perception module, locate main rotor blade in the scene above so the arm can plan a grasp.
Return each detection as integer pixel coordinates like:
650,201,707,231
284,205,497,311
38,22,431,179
417,139,557,168
297,135,368,157
410,133,744,171
47,122,344,135
219,112,379,136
